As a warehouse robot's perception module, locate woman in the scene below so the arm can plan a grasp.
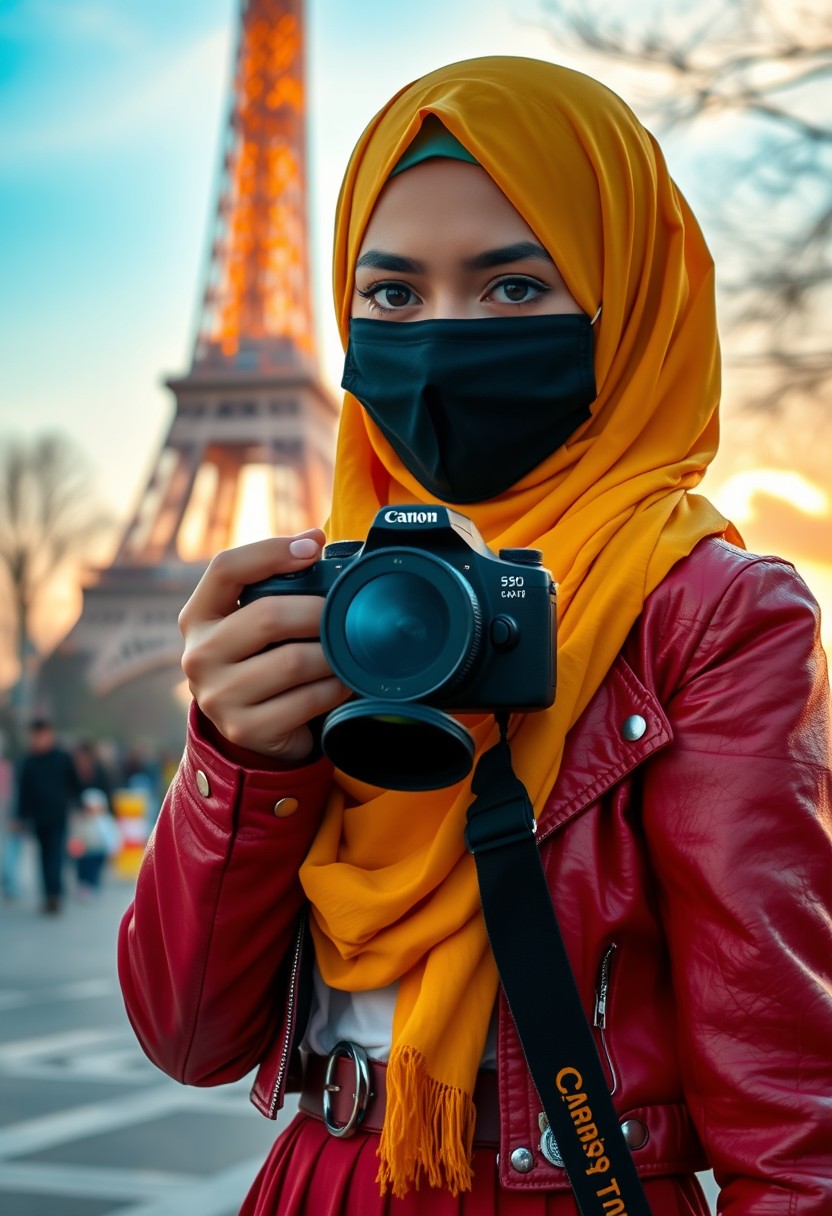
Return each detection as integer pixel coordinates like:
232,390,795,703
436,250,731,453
118,57,832,1213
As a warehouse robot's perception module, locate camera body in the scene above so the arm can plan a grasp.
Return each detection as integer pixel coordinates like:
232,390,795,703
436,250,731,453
241,505,556,712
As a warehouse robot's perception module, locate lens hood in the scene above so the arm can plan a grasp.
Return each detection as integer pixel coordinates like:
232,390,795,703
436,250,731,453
321,700,476,790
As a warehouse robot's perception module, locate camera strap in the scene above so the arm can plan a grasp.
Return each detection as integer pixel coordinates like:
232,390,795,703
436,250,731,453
465,714,652,1216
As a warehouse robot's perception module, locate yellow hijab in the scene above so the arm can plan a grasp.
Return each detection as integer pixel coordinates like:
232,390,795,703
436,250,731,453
299,56,741,1196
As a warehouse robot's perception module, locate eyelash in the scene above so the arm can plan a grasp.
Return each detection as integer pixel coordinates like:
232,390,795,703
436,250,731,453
356,281,419,315
486,276,549,305
355,274,551,315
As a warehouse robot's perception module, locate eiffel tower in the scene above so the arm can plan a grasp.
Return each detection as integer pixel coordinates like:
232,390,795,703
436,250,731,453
41,0,338,745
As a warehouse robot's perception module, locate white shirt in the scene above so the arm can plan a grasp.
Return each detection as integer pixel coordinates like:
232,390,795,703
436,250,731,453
302,962,498,1067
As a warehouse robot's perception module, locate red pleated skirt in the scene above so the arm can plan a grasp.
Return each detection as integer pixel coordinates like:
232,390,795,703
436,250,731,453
239,1113,711,1216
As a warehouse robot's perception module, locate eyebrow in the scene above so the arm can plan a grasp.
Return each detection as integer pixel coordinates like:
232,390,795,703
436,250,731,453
355,250,426,273
354,241,553,276
462,241,553,270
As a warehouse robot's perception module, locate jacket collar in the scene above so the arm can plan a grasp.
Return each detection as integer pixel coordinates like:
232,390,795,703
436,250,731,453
536,654,672,842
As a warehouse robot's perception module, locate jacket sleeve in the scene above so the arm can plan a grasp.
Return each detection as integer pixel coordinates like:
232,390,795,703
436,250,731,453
641,549,832,1213
117,703,333,1087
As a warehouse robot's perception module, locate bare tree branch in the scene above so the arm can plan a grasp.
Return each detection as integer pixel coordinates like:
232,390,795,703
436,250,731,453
537,0,832,415
0,432,114,688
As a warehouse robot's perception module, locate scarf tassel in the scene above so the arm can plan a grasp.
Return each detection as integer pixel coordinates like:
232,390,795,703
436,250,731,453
376,1045,476,1198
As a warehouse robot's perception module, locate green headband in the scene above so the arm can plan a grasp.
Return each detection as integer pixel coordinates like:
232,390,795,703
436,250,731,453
390,114,480,177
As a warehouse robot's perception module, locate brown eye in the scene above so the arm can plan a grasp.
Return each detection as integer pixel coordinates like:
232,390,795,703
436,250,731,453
381,285,413,308
490,277,546,304
503,281,531,301
357,281,420,313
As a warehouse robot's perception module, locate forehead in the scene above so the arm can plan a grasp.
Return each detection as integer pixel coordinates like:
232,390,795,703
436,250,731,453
356,158,540,255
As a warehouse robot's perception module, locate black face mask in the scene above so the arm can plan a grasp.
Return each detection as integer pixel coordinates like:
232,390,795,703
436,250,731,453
341,313,597,504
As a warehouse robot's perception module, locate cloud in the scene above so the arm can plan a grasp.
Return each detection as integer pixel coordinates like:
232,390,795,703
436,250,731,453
0,25,231,169
717,469,829,523
738,496,832,567
714,469,832,565
0,1,143,48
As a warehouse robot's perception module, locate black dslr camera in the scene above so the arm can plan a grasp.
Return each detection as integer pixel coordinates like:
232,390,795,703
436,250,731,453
240,506,557,790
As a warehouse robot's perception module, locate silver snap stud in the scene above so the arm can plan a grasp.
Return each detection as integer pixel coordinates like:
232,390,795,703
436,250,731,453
621,714,647,741
273,796,299,819
621,1118,649,1149
509,1146,535,1173
195,769,210,797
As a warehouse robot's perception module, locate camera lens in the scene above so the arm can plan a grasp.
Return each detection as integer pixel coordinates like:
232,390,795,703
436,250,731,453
321,549,482,701
322,700,477,790
344,574,449,678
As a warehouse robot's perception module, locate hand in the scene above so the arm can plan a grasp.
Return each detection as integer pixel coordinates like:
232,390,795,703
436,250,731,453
179,529,351,763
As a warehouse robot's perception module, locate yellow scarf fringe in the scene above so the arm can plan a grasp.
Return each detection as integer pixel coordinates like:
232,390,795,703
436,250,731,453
377,1045,476,1197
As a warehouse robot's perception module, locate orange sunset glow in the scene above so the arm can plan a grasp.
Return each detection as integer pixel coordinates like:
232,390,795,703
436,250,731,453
713,470,832,651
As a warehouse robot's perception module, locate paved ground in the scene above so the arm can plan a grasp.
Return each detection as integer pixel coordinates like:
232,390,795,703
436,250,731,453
0,836,719,1215
0,837,295,1216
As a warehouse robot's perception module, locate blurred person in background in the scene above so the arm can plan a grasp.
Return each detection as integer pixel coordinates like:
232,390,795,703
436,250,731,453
15,718,81,914
121,743,163,824
73,739,116,815
0,728,20,901
67,786,120,898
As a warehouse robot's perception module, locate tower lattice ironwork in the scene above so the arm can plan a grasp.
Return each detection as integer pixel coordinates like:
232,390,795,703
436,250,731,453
193,0,316,374
43,0,338,743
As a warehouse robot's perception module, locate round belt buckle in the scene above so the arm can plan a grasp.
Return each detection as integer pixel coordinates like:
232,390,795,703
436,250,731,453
322,1040,372,1138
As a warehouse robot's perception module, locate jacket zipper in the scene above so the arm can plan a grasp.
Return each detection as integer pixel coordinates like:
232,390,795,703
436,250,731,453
269,916,305,1118
593,941,618,1094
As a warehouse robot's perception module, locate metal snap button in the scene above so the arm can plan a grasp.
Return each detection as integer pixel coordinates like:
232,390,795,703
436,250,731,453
509,1146,535,1173
273,797,299,818
621,1117,649,1149
621,714,647,741
195,769,210,797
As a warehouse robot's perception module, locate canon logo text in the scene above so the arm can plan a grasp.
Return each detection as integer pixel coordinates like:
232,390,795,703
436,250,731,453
383,509,439,524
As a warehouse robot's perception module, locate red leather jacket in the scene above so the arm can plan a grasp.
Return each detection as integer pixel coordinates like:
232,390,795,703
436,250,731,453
118,539,832,1212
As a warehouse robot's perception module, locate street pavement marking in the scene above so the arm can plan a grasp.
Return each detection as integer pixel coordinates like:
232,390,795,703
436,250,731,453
0,1083,240,1160
0,1024,164,1083
59,1048,155,1075
0,879,287,1213
4,1053,155,1083
0,1028,124,1062
0,1161,193,1199
111,1157,266,1216
0,1029,253,1090
0,993,29,1011
0,978,116,1011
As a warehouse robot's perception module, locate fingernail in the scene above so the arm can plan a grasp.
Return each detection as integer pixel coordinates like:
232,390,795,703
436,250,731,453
289,537,320,559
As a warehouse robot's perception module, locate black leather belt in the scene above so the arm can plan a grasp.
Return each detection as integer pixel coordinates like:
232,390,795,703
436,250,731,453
298,1042,500,1146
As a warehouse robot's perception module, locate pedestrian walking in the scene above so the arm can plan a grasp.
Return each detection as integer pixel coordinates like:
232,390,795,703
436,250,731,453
16,717,81,913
